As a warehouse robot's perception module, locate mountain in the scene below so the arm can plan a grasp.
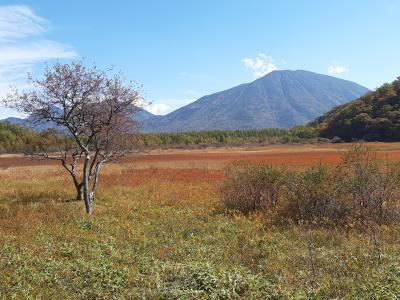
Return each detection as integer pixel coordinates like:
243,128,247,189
311,77,400,141
2,116,57,131
143,70,369,132
2,107,154,132
134,107,155,122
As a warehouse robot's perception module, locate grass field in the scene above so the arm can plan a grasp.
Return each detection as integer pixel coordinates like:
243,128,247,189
1,143,399,299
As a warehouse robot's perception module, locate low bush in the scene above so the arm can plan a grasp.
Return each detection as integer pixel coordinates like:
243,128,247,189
221,162,289,214
282,164,347,225
220,145,400,226
338,145,400,223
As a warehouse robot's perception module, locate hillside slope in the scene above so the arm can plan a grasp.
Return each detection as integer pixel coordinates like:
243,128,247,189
143,70,369,132
2,107,154,132
312,77,400,141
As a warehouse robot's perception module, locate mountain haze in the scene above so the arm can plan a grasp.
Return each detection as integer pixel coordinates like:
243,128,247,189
143,70,369,132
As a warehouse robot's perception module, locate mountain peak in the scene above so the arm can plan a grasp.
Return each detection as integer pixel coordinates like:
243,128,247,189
143,70,369,132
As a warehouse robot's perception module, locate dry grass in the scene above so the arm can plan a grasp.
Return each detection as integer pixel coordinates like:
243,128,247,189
0,143,399,299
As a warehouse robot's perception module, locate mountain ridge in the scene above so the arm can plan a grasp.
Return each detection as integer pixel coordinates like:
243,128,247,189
143,70,369,132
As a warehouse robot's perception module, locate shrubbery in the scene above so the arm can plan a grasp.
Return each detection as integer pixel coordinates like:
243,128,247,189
221,145,400,226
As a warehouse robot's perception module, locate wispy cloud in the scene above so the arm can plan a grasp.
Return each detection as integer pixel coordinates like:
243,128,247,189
0,5,46,40
242,53,278,78
0,5,77,100
328,61,349,76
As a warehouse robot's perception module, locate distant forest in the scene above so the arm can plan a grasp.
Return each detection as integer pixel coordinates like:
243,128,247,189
0,123,319,153
138,126,318,148
0,122,37,153
1,76,399,152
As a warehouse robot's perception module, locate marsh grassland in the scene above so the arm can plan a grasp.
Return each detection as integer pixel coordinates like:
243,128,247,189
1,144,399,299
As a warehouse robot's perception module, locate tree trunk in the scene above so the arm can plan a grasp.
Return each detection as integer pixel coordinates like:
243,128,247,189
76,183,84,201
83,155,93,214
83,188,93,214
91,161,103,196
84,193,93,215
62,159,84,202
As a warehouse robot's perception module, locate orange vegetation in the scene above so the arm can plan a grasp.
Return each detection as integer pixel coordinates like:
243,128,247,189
3,142,400,171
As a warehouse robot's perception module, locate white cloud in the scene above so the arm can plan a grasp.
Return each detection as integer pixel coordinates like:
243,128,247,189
0,5,77,102
0,5,46,40
242,53,278,78
143,94,200,115
145,103,173,115
328,61,349,76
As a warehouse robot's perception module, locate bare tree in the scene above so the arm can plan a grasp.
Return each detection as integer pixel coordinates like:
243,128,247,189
3,61,141,214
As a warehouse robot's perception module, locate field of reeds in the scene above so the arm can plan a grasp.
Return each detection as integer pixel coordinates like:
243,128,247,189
0,143,399,299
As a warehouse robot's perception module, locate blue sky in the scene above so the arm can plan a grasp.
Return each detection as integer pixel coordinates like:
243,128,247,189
0,0,399,118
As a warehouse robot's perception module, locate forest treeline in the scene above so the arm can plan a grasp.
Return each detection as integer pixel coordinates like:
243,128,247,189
0,122,319,153
137,126,318,148
0,122,37,153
